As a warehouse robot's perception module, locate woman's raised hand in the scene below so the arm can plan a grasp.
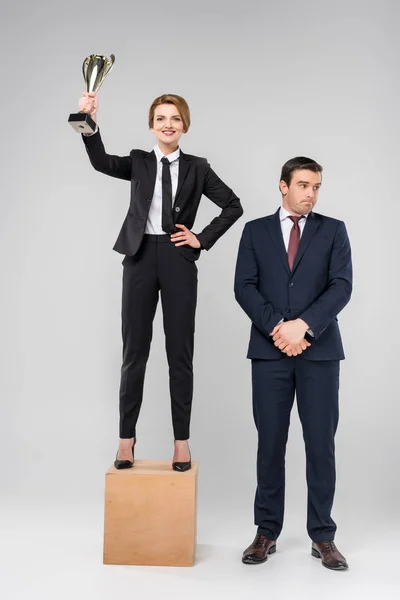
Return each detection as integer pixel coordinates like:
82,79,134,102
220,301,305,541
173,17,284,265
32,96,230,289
78,92,98,121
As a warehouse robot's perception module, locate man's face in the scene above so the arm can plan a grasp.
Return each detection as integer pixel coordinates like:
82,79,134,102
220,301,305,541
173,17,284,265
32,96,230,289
280,169,322,216
150,103,184,147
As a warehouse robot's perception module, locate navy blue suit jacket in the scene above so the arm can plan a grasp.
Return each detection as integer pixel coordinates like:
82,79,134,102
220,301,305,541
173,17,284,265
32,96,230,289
234,208,352,361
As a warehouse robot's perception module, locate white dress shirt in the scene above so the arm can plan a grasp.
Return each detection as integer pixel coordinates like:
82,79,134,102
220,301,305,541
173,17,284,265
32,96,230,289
145,145,180,235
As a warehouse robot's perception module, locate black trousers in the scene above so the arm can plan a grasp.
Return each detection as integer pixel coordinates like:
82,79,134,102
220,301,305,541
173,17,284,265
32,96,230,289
119,235,198,440
252,356,340,542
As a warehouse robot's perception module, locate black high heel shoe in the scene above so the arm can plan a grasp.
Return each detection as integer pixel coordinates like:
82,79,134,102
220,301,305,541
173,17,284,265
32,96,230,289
114,438,136,470
172,442,191,472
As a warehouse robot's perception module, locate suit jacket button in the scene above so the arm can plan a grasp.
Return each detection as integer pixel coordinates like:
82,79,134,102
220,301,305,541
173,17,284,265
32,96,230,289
175,207,180,212
146,197,151,202
289,282,294,287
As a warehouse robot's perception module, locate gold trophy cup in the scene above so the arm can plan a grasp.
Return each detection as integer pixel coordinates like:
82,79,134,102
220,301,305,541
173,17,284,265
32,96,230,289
68,53,115,133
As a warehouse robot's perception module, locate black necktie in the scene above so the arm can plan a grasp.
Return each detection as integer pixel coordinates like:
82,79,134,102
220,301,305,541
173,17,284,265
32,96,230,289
161,157,174,234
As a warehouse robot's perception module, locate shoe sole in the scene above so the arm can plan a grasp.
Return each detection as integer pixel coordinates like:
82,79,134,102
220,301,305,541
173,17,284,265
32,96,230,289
114,462,134,470
172,464,192,472
242,544,277,564
311,547,348,571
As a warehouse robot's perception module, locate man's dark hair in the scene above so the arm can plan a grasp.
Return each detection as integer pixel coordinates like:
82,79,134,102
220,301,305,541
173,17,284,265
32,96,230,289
280,156,323,186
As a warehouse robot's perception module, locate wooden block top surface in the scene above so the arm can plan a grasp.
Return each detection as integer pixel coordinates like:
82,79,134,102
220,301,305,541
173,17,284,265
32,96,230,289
106,460,198,476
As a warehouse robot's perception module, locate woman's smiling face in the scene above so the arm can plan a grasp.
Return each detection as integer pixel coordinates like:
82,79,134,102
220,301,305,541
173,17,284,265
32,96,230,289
150,103,184,149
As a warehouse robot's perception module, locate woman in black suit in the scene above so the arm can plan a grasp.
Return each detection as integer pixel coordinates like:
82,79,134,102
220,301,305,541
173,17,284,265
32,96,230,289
79,92,243,471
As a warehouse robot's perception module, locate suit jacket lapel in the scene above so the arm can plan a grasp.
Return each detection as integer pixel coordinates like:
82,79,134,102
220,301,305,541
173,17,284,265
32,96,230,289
291,211,321,273
174,151,191,207
142,150,157,201
265,209,291,275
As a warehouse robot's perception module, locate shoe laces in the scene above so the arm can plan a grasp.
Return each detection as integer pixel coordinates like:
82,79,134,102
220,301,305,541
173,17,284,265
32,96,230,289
253,534,265,547
323,541,336,553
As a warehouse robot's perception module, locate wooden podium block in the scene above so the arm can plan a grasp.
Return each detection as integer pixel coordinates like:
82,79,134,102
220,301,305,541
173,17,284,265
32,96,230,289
103,460,198,566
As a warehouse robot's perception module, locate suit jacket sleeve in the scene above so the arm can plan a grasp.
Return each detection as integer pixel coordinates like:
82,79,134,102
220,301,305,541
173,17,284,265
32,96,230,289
234,223,284,338
81,129,131,181
195,162,243,250
299,221,352,340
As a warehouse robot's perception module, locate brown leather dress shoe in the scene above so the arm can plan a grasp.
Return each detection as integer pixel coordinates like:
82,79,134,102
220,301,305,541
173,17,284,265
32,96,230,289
311,541,348,571
242,533,277,564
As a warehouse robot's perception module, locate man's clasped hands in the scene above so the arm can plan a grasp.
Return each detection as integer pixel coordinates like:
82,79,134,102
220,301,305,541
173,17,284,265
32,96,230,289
270,318,311,357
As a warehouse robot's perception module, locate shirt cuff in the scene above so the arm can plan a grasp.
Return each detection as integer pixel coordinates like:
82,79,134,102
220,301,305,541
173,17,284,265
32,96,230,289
270,318,284,335
83,124,98,137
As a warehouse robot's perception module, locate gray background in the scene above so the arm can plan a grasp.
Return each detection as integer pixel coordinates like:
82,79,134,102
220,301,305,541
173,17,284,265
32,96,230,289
1,0,398,598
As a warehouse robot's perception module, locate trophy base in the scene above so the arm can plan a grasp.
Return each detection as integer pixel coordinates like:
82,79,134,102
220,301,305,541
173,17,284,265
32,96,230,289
68,112,96,134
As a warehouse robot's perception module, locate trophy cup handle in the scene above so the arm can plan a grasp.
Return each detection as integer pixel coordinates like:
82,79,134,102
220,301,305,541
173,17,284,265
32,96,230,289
82,56,91,86
104,54,116,78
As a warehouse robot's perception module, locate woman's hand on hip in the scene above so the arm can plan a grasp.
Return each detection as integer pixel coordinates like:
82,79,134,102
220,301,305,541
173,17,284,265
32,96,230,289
170,225,201,249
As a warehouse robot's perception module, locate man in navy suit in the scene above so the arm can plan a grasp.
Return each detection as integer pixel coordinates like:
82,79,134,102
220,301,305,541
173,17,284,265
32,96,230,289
234,157,352,570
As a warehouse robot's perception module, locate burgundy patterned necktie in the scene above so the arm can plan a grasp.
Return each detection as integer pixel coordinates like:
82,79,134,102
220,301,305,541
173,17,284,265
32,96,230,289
287,216,304,271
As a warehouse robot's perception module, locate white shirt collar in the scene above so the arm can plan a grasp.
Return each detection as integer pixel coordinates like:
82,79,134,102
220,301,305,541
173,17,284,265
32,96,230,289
153,145,180,163
279,206,310,222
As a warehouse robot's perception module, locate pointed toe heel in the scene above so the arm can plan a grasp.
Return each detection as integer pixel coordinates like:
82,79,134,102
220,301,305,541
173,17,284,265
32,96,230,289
114,439,136,470
172,440,191,472
172,460,192,472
